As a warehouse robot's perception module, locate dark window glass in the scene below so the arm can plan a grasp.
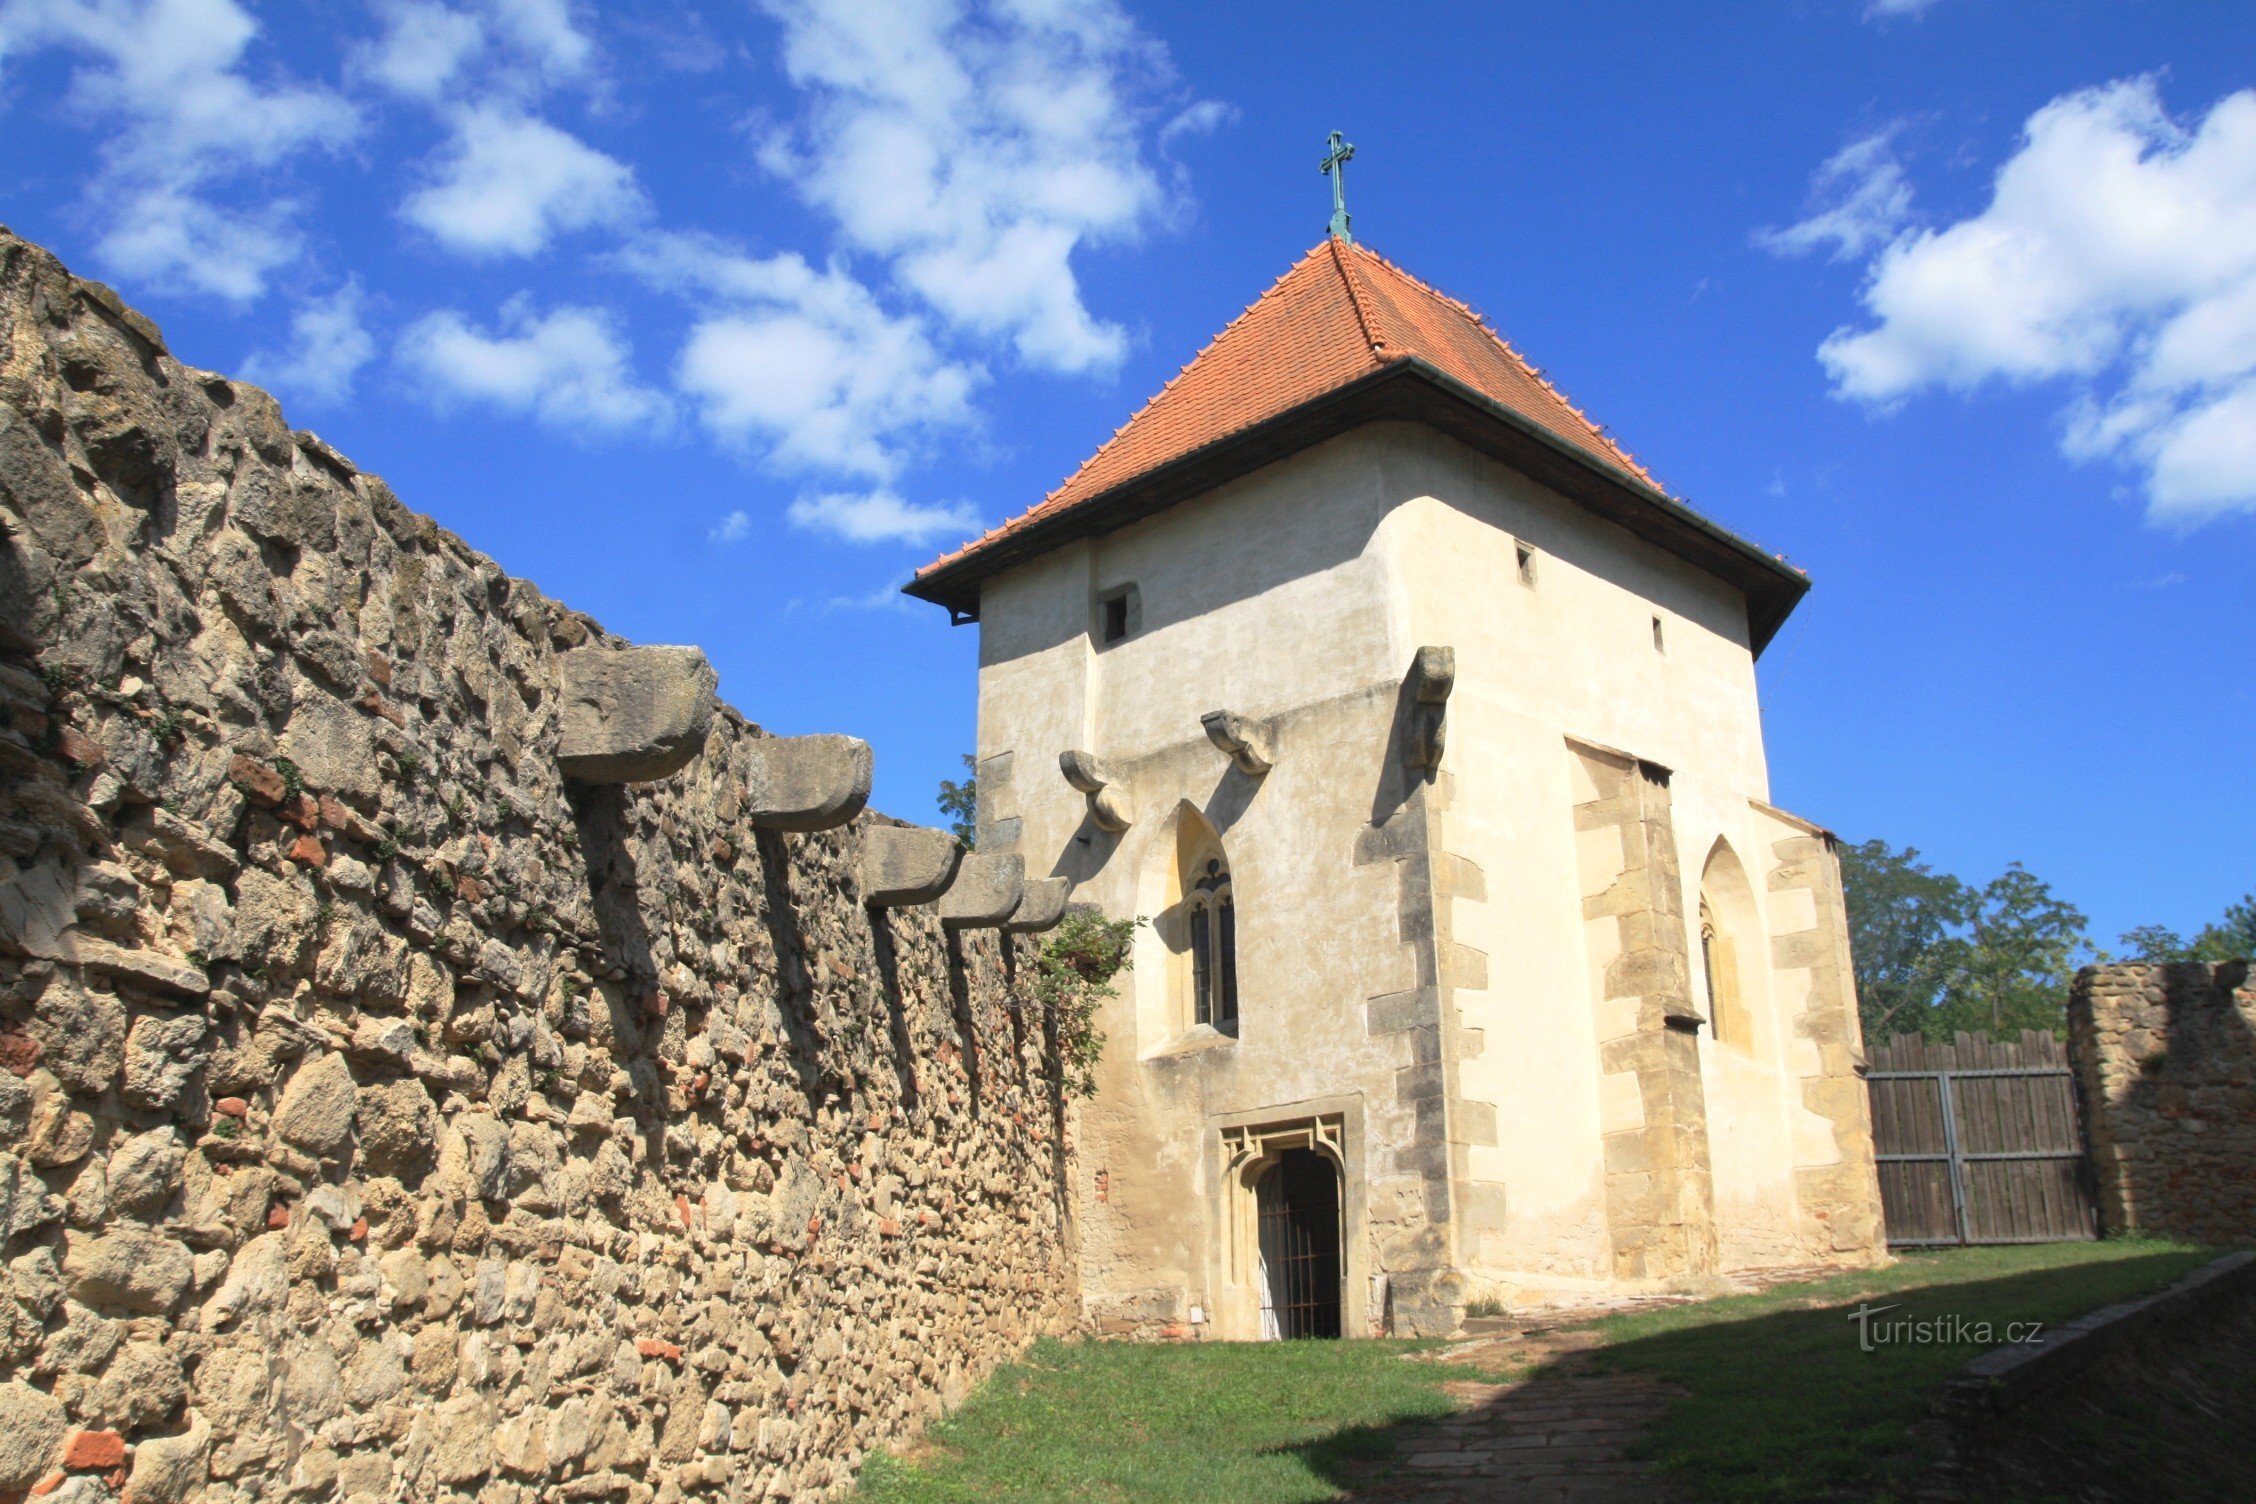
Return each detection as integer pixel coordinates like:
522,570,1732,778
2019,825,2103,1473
1217,895,1238,1028
1102,594,1129,643
1190,903,1212,1025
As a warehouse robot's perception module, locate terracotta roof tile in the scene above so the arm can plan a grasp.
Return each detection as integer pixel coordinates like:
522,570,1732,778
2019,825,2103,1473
916,238,1660,582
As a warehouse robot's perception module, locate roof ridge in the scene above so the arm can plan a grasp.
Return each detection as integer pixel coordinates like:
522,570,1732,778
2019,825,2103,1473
1328,236,1390,362
1345,242,1659,487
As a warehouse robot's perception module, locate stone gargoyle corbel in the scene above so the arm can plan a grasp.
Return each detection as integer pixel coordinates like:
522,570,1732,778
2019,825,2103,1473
1002,876,1073,934
556,645,718,783
1199,710,1274,776
744,733,873,832
860,825,963,908
1059,749,1132,833
938,852,1026,930
1405,646,1455,776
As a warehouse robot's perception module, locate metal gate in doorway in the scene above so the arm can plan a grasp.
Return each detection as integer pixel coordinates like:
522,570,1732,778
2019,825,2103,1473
1255,1149,1343,1339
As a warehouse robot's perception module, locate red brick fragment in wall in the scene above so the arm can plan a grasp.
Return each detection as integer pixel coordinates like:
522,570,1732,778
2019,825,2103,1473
60,1432,126,1471
365,650,393,686
635,1339,682,1362
278,794,320,830
215,1097,248,1118
288,834,327,868
267,1204,290,1230
0,1031,39,1078
228,754,286,804
319,795,351,830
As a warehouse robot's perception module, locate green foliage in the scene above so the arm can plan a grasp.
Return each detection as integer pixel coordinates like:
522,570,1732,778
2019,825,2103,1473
1839,843,2093,1042
372,830,401,863
2117,893,2256,963
272,756,306,800
1029,909,1137,1098
394,747,424,784
150,706,187,750
936,753,978,847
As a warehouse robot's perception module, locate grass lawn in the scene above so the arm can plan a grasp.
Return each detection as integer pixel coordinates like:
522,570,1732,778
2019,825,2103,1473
855,1238,2217,1504
1584,1237,2217,1502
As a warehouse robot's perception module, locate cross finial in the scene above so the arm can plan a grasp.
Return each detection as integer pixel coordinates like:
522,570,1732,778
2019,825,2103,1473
1320,130,1356,243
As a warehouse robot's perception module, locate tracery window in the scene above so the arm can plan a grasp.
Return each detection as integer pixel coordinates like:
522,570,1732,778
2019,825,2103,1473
1187,855,1237,1030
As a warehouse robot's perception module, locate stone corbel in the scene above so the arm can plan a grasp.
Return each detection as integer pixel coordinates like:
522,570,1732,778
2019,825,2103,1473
1405,646,1455,774
1200,710,1274,776
744,733,873,831
1002,877,1073,934
938,853,1026,930
1059,750,1132,833
556,645,718,783
860,826,962,908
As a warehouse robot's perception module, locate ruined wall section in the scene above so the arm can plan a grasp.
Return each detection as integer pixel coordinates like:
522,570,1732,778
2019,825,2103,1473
0,228,1075,1504
2070,961,2256,1245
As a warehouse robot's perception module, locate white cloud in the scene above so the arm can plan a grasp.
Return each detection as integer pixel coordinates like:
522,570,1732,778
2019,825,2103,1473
787,489,981,546
710,509,752,543
757,0,1178,373
396,298,668,432
242,280,375,404
402,106,641,257
355,1,485,99
1791,78,2256,523
355,0,593,99
823,574,917,611
1757,126,1912,261
629,231,983,478
0,0,358,299
1865,0,1942,17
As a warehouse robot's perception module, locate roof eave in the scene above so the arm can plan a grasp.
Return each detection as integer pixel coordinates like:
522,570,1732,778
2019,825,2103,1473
905,359,1810,655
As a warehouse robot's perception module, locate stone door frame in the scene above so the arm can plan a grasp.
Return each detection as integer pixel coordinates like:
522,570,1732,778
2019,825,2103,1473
1210,1098,1366,1339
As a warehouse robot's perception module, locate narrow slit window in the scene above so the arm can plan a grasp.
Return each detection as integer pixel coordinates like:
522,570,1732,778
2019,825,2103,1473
1652,615,1666,653
1097,583,1139,645
1516,542,1537,587
1190,903,1213,1025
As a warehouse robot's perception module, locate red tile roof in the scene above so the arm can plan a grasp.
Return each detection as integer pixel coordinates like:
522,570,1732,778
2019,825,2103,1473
914,238,1660,583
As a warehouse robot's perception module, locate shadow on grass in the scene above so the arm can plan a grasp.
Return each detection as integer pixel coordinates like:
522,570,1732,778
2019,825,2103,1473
855,1243,2217,1504
1290,1242,2219,1504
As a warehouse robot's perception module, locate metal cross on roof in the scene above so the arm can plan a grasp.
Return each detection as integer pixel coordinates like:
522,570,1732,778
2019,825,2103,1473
1320,130,1356,243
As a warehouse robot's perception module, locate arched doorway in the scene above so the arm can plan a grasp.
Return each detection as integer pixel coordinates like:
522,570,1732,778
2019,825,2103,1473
1255,1149,1343,1339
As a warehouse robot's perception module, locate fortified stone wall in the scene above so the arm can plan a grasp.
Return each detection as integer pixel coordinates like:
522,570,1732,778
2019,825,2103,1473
2069,961,2256,1244
0,226,1078,1504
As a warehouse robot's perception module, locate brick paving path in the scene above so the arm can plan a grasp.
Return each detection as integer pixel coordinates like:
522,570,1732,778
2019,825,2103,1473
1331,1272,1842,1502
1330,1325,1681,1503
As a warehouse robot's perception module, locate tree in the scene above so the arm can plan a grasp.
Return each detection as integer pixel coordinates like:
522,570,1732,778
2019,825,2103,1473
936,753,977,847
1949,863,2092,1036
1839,843,2095,1043
1838,839,1974,1043
2118,892,2256,963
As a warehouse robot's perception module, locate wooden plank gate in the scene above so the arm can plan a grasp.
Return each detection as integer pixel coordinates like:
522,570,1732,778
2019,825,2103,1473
1866,1031,2098,1247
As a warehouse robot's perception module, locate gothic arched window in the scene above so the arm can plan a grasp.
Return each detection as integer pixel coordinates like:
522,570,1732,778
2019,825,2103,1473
1188,855,1238,1031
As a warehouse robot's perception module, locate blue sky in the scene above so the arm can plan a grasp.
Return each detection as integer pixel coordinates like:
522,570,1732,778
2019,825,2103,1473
2,0,2249,946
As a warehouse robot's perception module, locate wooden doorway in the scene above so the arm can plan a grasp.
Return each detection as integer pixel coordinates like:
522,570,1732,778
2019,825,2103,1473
1868,1032,2098,1246
1257,1149,1343,1339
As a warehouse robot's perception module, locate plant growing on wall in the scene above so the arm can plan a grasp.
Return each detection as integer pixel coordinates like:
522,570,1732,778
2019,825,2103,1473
1030,909,1137,1098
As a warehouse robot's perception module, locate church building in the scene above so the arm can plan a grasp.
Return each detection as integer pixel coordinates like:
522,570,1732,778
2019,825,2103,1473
906,175,1885,1338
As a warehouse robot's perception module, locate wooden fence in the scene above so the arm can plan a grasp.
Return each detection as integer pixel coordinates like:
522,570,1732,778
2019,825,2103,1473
1867,1032,2098,1247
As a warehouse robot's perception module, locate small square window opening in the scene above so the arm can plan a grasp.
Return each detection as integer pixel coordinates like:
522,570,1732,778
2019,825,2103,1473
1097,583,1139,645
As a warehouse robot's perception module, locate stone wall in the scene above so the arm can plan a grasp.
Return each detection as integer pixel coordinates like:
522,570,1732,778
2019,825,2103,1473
1568,743,1719,1286
2069,961,2256,1244
0,226,1077,1504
